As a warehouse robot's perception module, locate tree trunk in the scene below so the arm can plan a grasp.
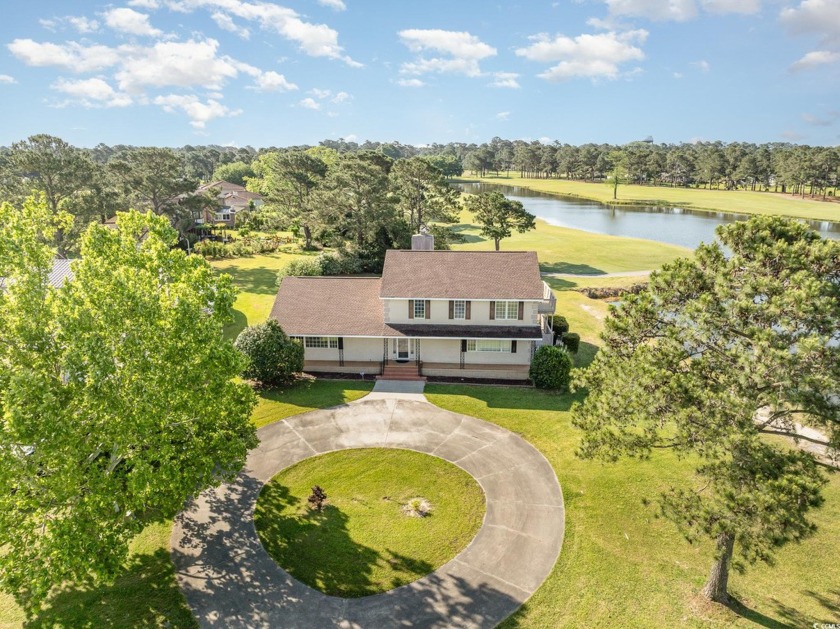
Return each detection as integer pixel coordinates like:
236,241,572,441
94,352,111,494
494,238,500,251
302,223,312,249
702,531,735,603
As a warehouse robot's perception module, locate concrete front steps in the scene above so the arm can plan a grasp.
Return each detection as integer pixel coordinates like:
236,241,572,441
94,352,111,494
377,361,426,382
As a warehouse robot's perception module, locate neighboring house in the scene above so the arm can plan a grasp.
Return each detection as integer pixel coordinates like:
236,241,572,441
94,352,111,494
0,258,75,291
270,233,556,381
194,180,264,227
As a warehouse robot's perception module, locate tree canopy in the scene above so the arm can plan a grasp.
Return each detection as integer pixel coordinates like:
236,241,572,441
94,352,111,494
390,157,460,235
0,199,257,614
572,216,839,603
465,191,536,250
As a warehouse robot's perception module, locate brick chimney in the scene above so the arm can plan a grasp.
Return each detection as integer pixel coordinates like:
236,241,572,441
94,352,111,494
411,232,435,251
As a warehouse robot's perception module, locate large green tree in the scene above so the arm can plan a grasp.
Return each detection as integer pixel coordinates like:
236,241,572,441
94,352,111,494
108,147,202,220
0,134,102,254
465,191,536,250
390,157,460,234
572,216,839,604
0,199,257,614
250,150,328,249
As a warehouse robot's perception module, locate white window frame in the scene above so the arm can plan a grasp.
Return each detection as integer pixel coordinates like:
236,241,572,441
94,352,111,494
495,300,519,320
305,336,339,349
413,300,426,319
453,299,466,320
466,339,512,353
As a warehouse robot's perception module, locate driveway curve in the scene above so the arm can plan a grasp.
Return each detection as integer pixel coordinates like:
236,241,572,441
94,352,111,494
171,394,565,628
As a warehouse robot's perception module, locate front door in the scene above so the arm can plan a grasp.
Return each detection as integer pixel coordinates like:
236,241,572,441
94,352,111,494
393,338,415,362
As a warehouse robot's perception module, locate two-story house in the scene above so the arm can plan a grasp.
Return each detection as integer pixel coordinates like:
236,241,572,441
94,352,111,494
194,180,264,227
270,233,556,381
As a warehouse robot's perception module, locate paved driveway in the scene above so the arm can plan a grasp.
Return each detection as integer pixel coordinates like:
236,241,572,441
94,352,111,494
171,390,565,628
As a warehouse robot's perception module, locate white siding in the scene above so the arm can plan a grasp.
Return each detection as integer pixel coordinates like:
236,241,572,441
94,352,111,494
383,298,541,327
419,339,532,365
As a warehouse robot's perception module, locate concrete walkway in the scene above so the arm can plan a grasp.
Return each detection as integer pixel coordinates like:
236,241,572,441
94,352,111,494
171,392,564,628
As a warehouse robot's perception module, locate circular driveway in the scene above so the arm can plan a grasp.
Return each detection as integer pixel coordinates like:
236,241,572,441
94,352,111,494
171,393,565,628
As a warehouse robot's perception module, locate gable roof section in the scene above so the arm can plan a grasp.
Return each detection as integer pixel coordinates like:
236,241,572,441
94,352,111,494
271,277,385,337
380,250,544,300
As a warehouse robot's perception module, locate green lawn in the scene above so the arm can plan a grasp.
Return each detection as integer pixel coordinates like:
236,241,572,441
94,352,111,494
424,385,840,628
450,208,689,274
469,175,840,222
210,250,314,340
254,448,485,597
252,378,374,428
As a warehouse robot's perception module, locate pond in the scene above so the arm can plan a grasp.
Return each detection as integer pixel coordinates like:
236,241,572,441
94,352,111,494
454,182,840,250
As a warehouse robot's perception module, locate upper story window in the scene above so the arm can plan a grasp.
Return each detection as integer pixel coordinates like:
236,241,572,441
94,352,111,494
453,300,466,319
495,300,519,320
413,299,426,319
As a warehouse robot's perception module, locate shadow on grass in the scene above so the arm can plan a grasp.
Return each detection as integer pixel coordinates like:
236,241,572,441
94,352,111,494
221,266,280,295
449,223,486,244
574,341,600,369
540,262,606,275
543,276,577,291
255,483,434,598
258,379,374,409
426,383,581,413
28,549,196,629
223,308,248,341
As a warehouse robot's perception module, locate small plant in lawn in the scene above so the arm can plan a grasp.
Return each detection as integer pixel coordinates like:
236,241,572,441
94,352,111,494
402,497,432,518
308,485,328,511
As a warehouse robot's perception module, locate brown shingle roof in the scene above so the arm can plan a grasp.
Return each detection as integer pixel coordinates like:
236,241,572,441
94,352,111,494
379,251,544,300
270,276,543,339
271,277,385,337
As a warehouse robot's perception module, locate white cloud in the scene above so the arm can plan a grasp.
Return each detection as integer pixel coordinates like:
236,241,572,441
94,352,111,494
398,29,496,78
801,110,839,126
41,16,100,33
154,94,241,128
700,0,759,14
8,39,122,73
780,0,840,43
781,129,806,141
252,70,297,91
604,0,697,22
211,12,250,38
789,50,840,71
299,97,321,109
602,0,759,21
171,0,360,65
396,78,425,87
127,0,160,8
673,71,683,78
692,59,711,72
310,87,332,98
516,30,647,81
331,91,350,103
496,111,510,120
399,29,496,59
52,77,132,107
114,39,240,92
317,0,346,10
489,71,520,88
103,8,162,37
0,74,16,84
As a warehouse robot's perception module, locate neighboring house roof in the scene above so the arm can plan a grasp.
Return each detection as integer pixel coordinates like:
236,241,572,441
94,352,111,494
270,276,543,339
0,258,75,291
197,181,263,212
379,251,545,300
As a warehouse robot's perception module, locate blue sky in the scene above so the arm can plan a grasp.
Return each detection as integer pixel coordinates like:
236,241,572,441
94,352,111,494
0,0,837,148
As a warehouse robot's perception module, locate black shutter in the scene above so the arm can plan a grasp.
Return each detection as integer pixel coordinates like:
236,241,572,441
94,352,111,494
408,300,414,319
460,339,467,352
518,301,524,320
466,301,471,320
449,300,454,319
489,301,495,320
337,337,344,350
425,300,431,319
511,340,517,353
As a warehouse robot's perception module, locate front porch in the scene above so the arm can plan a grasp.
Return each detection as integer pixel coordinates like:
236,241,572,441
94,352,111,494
303,359,530,382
